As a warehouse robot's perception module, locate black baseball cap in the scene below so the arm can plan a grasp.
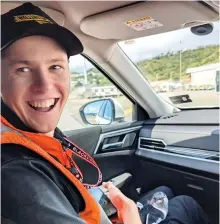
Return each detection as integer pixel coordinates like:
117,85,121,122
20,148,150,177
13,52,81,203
1,2,83,57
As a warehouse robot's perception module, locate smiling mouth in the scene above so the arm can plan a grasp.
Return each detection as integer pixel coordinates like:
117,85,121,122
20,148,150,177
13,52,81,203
28,98,59,112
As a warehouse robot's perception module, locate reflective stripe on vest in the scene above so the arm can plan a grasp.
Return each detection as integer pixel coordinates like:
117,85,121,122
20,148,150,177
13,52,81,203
1,116,101,224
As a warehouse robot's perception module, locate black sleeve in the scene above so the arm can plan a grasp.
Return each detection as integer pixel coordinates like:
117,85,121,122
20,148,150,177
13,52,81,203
2,155,87,224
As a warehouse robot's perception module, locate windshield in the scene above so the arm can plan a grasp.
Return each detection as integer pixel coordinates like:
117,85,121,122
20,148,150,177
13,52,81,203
119,21,220,108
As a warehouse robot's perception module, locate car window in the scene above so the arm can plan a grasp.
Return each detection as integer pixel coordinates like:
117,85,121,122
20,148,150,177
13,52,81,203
58,55,133,131
119,21,219,108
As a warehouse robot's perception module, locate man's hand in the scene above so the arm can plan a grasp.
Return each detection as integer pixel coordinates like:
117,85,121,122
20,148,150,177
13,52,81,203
102,182,142,224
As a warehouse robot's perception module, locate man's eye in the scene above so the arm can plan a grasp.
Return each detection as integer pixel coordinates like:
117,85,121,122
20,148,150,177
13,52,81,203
17,67,30,72
50,65,62,70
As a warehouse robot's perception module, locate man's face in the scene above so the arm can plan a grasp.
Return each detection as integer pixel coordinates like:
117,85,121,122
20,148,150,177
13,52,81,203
1,36,70,136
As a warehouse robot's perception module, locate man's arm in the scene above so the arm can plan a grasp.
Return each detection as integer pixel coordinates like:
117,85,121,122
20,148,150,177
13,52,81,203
2,155,87,224
103,182,142,224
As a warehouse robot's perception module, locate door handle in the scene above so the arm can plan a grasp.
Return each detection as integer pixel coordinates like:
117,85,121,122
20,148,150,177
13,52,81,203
102,132,137,151
102,142,123,150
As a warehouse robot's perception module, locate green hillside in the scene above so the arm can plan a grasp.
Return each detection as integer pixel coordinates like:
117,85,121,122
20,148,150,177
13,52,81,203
136,45,219,82
71,45,219,86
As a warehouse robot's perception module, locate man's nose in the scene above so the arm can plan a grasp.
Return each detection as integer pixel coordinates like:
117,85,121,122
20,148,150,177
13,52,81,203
31,69,53,93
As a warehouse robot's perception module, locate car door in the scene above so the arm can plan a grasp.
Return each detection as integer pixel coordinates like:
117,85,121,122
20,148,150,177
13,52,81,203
58,54,142,195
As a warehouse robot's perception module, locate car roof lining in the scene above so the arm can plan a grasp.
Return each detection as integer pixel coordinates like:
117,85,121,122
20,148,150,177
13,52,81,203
1,1,219,64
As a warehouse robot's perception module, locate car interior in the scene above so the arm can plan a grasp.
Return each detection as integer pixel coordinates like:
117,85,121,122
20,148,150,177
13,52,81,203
2,1,219,224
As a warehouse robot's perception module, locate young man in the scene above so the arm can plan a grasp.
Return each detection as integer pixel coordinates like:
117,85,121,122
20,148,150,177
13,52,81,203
1,3,209,224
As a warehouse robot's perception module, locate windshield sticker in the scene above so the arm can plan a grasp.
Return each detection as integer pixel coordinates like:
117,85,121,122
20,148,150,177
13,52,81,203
124,16,163,31
169,95,192,104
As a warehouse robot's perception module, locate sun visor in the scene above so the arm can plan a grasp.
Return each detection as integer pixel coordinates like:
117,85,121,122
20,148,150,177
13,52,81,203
1,2,65,26
80,1,219,40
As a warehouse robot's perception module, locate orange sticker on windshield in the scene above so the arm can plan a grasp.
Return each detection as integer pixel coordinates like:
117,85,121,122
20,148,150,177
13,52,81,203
125,16,163,31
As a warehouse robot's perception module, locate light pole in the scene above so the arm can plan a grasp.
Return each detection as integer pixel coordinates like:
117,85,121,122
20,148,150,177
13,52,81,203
169,50,173,82
83,57,88,86
179,50,182,84
179,41,182,86
179,47,187,91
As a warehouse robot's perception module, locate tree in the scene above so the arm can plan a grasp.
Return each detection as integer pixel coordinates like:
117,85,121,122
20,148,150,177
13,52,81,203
136,45,219,82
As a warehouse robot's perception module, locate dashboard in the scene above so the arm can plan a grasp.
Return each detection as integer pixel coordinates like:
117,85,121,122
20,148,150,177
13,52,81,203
136,109,219,175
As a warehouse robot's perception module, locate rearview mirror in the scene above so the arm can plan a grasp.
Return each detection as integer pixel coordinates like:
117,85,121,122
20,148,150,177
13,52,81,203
80,98,125,125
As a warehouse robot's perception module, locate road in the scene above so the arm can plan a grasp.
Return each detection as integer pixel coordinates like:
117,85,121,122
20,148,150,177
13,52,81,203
58,105,84,131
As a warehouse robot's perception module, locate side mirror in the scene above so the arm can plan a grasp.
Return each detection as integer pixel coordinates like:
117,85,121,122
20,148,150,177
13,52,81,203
80,98,125,125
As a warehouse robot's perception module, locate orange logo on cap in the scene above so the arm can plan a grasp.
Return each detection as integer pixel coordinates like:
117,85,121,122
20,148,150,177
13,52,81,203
14,14,53,24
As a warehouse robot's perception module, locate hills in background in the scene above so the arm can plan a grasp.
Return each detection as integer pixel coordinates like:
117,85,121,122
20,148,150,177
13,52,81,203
136,45,219,82
71,45,219,86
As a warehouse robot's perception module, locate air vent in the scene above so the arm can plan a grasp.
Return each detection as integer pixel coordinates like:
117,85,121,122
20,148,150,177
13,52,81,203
139,138,166,151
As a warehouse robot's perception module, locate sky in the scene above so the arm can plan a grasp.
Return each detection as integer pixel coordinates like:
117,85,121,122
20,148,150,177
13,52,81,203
69,21,219,73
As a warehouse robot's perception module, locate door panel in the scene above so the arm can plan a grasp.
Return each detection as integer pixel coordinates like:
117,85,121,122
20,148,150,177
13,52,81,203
64,123,142,186
94,126,141,154
64,126,102,155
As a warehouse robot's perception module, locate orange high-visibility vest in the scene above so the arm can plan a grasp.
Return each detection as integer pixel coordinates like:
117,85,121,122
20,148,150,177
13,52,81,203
1,115,101,224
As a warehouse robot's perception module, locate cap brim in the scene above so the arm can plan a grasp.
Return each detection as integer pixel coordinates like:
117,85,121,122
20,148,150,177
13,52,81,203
2,24,83,57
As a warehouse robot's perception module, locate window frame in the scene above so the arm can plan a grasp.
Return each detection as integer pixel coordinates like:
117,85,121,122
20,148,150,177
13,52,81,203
82,53,136,104
80,53,146,122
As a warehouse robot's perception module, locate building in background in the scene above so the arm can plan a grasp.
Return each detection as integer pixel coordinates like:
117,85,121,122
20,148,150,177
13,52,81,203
186,63,220,90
